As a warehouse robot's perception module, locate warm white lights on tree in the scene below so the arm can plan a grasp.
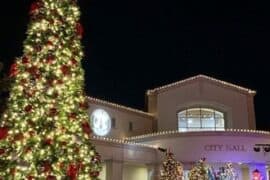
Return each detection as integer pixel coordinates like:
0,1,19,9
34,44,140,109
0,0,102,178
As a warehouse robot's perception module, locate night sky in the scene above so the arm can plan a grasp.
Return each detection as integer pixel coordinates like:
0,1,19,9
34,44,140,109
0,1,269,130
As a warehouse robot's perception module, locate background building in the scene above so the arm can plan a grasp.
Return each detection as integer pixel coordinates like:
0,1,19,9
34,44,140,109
89,74,270,180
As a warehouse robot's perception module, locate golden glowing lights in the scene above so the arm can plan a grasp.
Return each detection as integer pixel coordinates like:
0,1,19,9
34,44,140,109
147,74,256,95
0,0,101,178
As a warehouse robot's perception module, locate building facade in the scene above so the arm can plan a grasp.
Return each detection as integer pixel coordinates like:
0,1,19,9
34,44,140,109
89,75,270,180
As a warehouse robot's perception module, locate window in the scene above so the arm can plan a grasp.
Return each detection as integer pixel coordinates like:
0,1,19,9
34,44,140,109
178,108,225,132
129,122,133,131
111,118,116,128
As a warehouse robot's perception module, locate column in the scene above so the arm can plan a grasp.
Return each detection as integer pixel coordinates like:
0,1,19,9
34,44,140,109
106,160,123,180
147,163,160,180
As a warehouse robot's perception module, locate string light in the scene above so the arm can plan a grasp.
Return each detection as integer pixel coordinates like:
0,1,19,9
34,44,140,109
125,129,270,141
87,96,154,118
147,74,256,95
92,136,157,149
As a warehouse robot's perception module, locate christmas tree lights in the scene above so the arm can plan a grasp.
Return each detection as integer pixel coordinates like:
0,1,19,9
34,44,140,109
216,163,238,180
160,150,183,180
0,0,102,179
188,158,210,180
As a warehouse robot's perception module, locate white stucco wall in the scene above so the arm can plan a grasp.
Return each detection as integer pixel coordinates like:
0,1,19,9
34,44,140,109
154,79,255,131
139,131,270,165
92,139,159,180
123,164,148,180
88,101,154,138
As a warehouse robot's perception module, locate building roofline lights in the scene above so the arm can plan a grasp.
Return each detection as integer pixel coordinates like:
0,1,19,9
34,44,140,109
125,129,270,141
87,96,155,119
92,136,157,149
147,74,256,96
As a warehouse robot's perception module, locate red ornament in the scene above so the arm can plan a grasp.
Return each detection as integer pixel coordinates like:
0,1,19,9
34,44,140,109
67,164,78,179
74,147,80,153
57,79,64,84
52,92,59,98
48,19,54,24
24,89,36,98
77,162,84,170
70,58,77,65
24,146,32,153
14,133,24,141
49,108,57,116
76,23,84,38
10,168,16,175
90,171,100,177
24,105,33,112
92,153,101,163
42,161,52,173
47,41,54,49
30,1,41,15
20,78,27,84
29,130,35,136
35,45,42,52
27,176,35,180
27,66,40,79
0,127,9,140
69,112,77,120
61,65,70,75
46,55,55,64
44,138,53,146
82,122,91,135
60,141,67,146
79,101,89,109
46,175,56,180
22,56,30,64
47,79,54,86
0,148,5,155
47,41,53,46
9,63,18,77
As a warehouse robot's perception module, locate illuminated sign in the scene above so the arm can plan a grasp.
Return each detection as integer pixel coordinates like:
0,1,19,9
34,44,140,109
204,144,247,152
90,109,112,136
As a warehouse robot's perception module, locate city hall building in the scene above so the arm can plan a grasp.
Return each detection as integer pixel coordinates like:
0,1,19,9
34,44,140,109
88,74,270,180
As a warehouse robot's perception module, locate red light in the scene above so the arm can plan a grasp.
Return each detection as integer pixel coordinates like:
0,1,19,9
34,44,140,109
252,169,262,180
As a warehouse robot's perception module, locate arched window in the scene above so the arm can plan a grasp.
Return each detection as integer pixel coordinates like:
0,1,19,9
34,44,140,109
178,108,225,132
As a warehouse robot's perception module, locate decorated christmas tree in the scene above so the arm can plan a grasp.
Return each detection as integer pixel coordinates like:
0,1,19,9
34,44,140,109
188,158,210,180
216,163,238,180
0,0,102,179
160,150,183,180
